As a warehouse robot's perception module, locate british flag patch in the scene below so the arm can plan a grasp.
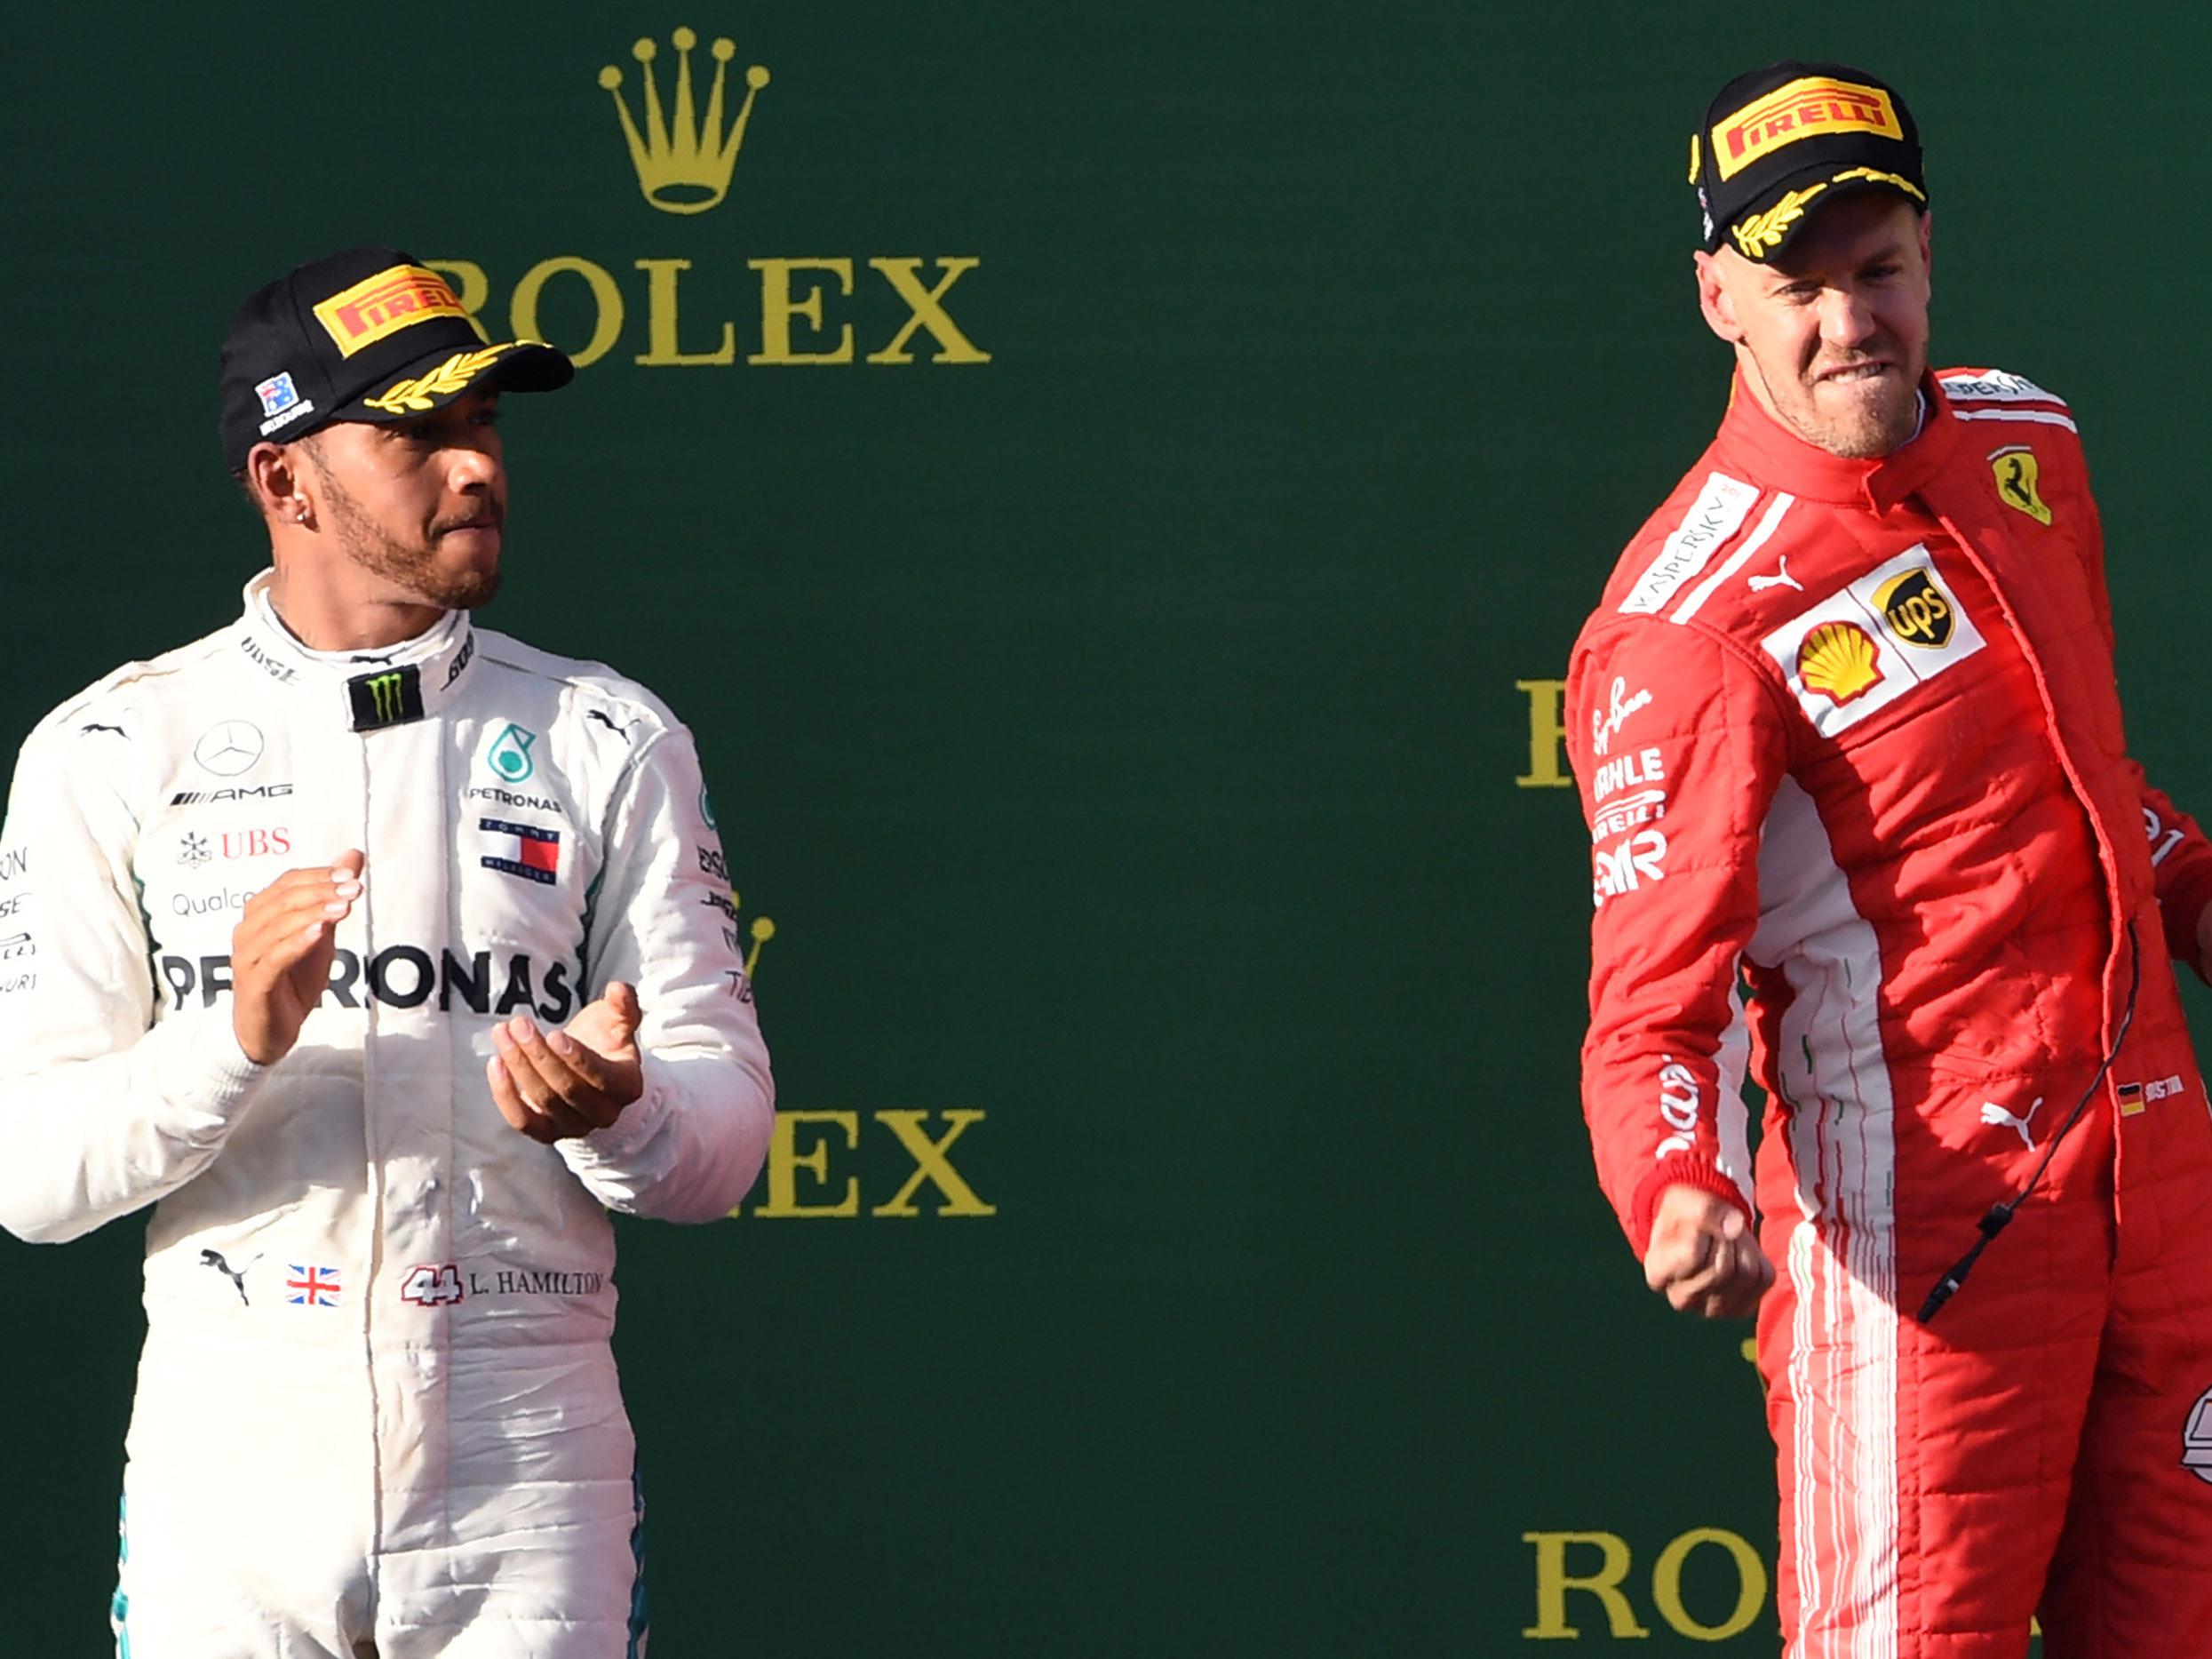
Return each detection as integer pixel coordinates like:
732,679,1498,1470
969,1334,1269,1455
286,1265,342,1307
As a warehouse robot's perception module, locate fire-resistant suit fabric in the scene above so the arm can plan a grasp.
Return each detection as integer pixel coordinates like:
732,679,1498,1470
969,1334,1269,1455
1569,370,2212,1655
0,573,776,1658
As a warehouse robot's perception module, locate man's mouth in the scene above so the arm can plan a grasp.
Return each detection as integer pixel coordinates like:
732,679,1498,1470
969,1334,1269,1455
436,513,503,538
1817,361,1895,387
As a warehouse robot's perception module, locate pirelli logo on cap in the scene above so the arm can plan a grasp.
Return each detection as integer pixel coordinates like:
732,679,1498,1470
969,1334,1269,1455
312,265,469,357
1712,76,1902,180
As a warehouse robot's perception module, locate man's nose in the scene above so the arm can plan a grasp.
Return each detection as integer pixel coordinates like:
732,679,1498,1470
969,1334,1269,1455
448,443,501,491
1818,287,1880,348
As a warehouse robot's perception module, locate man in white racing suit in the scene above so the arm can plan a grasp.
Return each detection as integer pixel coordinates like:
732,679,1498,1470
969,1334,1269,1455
0,244,776,1657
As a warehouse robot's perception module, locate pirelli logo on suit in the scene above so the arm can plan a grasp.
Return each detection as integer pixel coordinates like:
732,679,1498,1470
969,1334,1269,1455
1759,546,1985,738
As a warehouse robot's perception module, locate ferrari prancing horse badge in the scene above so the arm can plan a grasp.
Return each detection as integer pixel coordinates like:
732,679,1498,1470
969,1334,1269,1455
1990,445,2053,526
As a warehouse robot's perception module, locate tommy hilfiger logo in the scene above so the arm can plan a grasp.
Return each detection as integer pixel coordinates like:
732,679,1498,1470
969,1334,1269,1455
479,818,561,885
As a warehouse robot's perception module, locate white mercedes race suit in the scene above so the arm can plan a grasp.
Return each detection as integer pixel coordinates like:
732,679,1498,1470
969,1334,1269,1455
0,573,775,1658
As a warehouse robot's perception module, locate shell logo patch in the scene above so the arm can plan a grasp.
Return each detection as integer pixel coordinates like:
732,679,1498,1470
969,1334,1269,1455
1990,446,2053,526
1761,545,1987,738
1796,622,1882,706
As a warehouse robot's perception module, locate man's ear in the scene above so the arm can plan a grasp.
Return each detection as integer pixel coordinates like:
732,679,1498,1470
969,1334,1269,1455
245,441,312,526
1695,249,1746,347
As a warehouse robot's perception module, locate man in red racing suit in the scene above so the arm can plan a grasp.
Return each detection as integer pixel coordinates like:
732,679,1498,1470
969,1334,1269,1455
1571,59,2212,1656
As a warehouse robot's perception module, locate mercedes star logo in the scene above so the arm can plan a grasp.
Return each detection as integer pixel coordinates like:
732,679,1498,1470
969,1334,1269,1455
193,721,266,778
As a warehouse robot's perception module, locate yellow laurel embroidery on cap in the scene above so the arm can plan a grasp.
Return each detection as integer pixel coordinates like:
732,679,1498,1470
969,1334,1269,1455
1832,165,1927,202
362,346,514,415
1990,447,2054,526
1688,132,1701,184
1731,182,1829,259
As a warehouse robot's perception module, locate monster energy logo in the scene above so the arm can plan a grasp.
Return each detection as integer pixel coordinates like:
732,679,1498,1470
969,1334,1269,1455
346,664,424,730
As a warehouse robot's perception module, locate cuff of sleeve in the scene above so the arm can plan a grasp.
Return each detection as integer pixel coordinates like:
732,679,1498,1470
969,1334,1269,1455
1627,1153,1754,1259
560,1073,671,1168
157,1016,271,1144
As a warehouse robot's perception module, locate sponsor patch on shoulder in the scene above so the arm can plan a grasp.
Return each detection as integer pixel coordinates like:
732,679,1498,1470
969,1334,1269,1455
1619,473,1761,616
1940,369,2065,406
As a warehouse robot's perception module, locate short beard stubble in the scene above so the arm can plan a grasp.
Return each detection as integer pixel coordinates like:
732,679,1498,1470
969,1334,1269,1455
301,439,502,611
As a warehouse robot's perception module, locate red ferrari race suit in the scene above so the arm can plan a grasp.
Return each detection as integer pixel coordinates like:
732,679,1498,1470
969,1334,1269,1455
1569,368,2212,1655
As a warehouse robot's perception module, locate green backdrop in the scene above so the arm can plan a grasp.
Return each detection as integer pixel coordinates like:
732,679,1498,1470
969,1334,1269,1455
5,4,2210,1651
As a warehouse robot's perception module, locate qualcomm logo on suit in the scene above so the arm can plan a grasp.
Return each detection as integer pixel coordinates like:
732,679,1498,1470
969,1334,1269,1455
426,24,991,371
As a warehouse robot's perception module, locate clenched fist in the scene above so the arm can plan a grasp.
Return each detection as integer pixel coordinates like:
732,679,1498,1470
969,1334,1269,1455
231,850,364,1065
1643,1184,1773,1319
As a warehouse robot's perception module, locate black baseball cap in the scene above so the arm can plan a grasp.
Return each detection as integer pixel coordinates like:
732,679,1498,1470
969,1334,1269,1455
219,243,572,470
1691,62,1928,263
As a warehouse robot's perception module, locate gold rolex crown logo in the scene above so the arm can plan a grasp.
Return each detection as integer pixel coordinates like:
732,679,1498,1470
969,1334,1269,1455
730,889,776,978
599,26,769,216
